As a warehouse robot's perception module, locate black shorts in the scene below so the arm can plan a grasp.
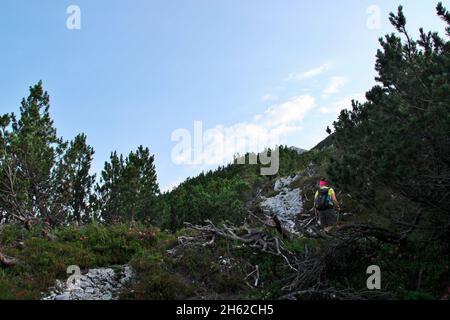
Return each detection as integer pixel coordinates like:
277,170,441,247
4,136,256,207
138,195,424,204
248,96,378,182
318,209,336,228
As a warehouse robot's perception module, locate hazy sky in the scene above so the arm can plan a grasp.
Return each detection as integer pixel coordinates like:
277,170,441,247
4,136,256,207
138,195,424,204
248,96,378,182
0,0,447,190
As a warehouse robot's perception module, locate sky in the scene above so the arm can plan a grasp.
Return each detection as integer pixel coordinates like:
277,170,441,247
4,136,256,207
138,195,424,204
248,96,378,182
0,0,447,191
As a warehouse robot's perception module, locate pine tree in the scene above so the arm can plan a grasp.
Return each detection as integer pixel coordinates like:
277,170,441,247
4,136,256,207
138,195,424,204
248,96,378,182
96,146,160,223
0,81,98,226
122,146,160,222
96,151,125,223
0,81,67,223
329,4,450,236
56,133,96,224
0,112,28,223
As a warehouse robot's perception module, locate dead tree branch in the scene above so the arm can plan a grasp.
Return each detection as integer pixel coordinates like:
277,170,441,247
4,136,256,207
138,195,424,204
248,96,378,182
184,220,297,270
0,250,18,267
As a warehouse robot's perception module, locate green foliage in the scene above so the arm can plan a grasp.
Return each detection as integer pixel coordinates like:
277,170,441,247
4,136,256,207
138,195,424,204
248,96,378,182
318,232,449,300
0,81,63,222
124,236,253,300
0,81,96,225
284,238,321,255
329,4,450,238
1,82,160,226
375,235,449,299
163,174,250,230
55,133,96,223
276,146,324,177
163,146,327,230
96,146,160,223
306,4,450,299
1,4,448,302
0,223,162,299
125,255,195,299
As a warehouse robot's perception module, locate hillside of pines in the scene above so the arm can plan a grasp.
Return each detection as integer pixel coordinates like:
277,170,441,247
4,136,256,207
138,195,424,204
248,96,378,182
0,4,449,300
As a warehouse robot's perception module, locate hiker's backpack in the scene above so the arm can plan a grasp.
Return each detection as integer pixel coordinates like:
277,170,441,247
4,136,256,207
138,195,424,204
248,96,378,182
315,187,333,211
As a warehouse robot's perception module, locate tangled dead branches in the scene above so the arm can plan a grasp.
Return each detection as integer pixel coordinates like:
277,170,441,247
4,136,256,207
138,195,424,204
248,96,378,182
182,213,401,300
334,224,403,245
183,219,298,271
281,223,402,300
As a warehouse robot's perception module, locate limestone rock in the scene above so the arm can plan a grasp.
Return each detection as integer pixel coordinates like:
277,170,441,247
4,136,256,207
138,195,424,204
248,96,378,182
42,265,134,300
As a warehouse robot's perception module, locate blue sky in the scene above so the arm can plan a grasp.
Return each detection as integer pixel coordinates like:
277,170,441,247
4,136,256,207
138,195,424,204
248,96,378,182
0,0,447,191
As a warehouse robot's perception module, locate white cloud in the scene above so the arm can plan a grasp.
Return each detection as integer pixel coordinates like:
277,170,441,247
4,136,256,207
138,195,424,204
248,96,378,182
284,62,332,81
319,93,366,114
174,95,315,167
261,94,279,102
322,76,348,98
210,95,314,162
261,95,315,127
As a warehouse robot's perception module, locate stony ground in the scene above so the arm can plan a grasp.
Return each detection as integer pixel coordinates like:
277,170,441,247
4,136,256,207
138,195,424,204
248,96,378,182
260,175,303,233
42,265,134,300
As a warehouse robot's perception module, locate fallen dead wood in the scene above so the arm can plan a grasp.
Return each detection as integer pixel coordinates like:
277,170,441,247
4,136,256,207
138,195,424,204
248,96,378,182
0,250,18,266
247,210,276,229
247,210,297,240
182,215,401,300
334,224,403,244
272,215,291,240
244,265,260,288
280,223,402,299
184,220,298,271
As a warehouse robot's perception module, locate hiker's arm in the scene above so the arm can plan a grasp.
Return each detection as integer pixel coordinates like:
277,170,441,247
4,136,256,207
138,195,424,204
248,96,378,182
331,192,341,211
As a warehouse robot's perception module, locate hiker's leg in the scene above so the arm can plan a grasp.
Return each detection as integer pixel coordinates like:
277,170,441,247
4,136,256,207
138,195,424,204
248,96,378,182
318,211,326,229
323,209,336,232
328,209,337,227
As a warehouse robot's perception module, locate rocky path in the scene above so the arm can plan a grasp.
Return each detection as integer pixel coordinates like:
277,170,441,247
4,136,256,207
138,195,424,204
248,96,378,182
42,265,134,300
260,175,303,233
